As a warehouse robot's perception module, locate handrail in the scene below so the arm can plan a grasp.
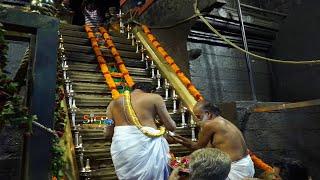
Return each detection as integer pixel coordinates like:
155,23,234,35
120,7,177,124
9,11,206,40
59,89,79,180
133,26,197,116
253,99,320,113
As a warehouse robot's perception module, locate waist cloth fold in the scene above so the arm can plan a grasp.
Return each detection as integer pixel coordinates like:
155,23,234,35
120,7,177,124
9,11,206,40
227,154,255,179
111,126,170,180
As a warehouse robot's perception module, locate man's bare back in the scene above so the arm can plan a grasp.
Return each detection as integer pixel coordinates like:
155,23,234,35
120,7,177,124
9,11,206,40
202,116,248,161
171,101,248,161
107,89,176,131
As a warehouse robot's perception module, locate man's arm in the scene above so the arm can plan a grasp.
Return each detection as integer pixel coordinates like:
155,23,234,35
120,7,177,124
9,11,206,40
106,100,114,119
104,101,114,140
171,123,213,150
154,95,176,131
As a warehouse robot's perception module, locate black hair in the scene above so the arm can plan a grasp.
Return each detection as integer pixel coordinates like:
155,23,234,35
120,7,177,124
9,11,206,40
273,158,309,180
198,101,221,116
132,82,154,93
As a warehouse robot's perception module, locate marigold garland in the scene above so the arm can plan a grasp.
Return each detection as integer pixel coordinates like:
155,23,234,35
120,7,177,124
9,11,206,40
99,27,135,88
249,150,273,173
84,25,120,99
123,91,166,137
141,25,204,101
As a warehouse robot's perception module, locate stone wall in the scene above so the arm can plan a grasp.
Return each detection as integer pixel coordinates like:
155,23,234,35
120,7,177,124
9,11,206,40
225,0,302,14
188,43,271,103
188,3,278,103
270,0,320,101
235,102,320,179
0,126,24,180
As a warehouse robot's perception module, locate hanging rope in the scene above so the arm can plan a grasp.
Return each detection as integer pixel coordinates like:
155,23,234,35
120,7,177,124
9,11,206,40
196,10,320,64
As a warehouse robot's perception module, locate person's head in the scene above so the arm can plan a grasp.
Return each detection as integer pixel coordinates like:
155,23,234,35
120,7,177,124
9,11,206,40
109,7,117,15
132,82,154,93
83,0,96,11
272,158,309,180
189,148,231,180
193,100,221,121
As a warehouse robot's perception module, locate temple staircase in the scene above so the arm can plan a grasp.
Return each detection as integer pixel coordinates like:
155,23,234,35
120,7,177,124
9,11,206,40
59,23,194,180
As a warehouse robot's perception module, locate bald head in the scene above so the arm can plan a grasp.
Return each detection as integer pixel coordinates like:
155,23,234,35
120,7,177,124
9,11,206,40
194,100,221,117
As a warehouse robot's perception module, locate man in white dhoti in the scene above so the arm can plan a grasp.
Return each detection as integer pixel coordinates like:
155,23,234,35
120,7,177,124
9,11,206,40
106,82,176,180
171,101,255,179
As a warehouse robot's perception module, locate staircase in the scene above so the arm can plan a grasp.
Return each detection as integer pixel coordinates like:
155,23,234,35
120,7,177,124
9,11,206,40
60,23,193,180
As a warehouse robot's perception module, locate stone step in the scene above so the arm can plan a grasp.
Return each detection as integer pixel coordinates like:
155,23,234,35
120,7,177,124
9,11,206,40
72,82,110,94
65,51,146,68
74,93,111,107
65,51,142,63
64,43,136,55
83,148,110,158
60,23,126,36
71,81,171,95
60,23,86,32
68,62,149,77
88,167,117,179
61,28,126,40
63,34,131,46
74,94,175,109
68,70,154,84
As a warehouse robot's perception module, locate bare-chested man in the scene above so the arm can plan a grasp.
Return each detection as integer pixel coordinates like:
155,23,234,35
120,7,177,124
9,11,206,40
106,82,176,180
171,100,254,179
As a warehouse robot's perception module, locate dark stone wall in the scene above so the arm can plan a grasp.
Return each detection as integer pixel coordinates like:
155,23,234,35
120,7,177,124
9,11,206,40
0,126,24,180
188,43,271,103
234,102,320,179
187,4,278,103
225,0,301,14
269,0,320,101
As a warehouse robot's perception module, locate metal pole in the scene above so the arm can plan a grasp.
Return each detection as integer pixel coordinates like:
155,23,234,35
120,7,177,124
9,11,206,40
235,0,257,101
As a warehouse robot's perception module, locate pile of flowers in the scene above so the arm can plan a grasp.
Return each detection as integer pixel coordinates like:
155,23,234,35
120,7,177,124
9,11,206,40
169,154,190,173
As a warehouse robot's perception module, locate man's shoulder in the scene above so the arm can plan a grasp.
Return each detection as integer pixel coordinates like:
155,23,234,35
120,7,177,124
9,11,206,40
204,118,224,129
142,92,163,100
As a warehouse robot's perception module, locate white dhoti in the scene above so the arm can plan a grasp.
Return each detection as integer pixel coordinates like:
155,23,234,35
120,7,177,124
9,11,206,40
111,126,170,180
227,155,255,180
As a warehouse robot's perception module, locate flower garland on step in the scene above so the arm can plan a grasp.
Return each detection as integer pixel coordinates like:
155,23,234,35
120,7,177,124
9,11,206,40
141,25,204,101
249,150,273,173
123,90,166,137
84,25,120,99
99,27,135,88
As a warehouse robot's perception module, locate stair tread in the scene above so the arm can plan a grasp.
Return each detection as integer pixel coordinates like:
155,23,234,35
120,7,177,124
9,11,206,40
63,34,131,46
68,70,154,84
64,43,136,54
60,27,127,38
68,61,148,76
65,52,146,68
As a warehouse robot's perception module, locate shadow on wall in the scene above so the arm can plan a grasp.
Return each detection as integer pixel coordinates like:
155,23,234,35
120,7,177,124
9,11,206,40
270,0,320,101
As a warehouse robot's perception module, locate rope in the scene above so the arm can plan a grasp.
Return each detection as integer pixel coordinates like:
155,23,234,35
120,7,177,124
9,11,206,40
32,121,59,138
196,11,320,64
